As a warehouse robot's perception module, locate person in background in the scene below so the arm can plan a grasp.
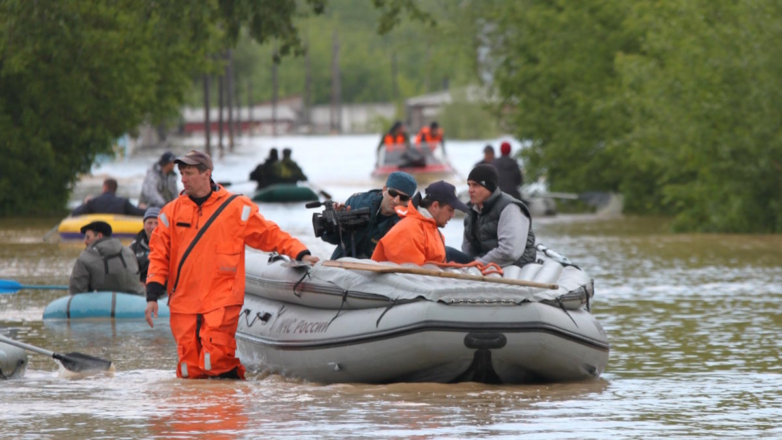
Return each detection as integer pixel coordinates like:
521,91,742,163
415,121,445,152
378,121,410,153
130,207,160,283
475,144,495,167
72,178,147,216
278,148,308,184
492,142,524,200
144,150,319,380
139,151,178,208
372,180,468,265
69,221,143,295
462,164,537,268
249,148,281,189
321,171,417,260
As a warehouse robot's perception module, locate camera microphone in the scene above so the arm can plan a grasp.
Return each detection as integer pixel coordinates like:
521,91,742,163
305,201,323,209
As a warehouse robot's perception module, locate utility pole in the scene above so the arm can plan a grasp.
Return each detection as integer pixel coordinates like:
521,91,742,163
247,79,253,136
203,74,211,156
304,36,312,130
272,42,278,137
330,29,341,133
226,50,235,151
218,74,224,157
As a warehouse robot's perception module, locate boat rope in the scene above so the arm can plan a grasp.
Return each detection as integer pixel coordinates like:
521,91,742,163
585,282,592,312
375,297,399,328
328,290,349,325
292,269,311,298
557,297,579,328
243,308,272,328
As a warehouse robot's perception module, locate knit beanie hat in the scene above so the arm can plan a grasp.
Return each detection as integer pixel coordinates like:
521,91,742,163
467,164,499,193
144,207,161,221
500,142,512,156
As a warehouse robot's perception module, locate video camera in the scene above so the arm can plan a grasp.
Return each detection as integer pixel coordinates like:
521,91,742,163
305,200,371,238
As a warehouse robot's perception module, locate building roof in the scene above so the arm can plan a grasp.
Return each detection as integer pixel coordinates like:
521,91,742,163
181,105,297,123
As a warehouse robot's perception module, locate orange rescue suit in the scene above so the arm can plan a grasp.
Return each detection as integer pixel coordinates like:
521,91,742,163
371,204,446,265
147,185,308,379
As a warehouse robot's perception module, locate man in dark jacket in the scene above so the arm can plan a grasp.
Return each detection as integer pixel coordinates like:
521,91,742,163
492,142,524,200
130,207,160,282
462,164,537,268
321,171,417,259
69,221,144,294
278,148,308,184
249,148,281,189
475,144,495,167
72,178,146,216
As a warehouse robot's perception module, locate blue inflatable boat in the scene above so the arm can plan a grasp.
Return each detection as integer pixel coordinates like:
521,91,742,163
43,292,170,320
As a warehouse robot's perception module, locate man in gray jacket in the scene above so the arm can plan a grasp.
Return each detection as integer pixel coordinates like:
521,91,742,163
139,151,178,208
462,164,537,268
69,221,144,295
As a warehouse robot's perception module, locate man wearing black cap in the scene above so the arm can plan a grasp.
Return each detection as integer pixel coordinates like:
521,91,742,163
462,164,537,268
372,180,468,265
69,221,144,295
140,151,179,208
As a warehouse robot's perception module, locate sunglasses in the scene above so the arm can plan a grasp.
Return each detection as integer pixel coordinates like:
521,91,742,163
387,188,410,202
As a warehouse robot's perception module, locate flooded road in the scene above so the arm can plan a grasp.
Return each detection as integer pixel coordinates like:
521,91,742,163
1,137,781,438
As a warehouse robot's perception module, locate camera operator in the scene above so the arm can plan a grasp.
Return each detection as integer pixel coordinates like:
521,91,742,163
321,171,417,260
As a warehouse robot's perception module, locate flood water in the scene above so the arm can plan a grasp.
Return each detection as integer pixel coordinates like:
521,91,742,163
1,136,781,438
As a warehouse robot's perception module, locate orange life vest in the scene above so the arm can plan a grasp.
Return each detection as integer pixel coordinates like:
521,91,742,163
384,133,408,151
415,127,443,151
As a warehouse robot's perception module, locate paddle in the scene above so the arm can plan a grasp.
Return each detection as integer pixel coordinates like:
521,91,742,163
0,279,69,294
217,180,252,187
42,224,60,242
323,260,559,290
0,334,113,373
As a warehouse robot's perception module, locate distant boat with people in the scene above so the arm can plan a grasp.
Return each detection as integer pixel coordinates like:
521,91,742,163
372,142,456,185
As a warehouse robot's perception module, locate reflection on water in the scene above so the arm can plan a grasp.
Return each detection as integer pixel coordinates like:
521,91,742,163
2,180,782,437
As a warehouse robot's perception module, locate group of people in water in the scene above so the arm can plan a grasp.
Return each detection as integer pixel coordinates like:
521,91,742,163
248,147,307,190
65,138,532,381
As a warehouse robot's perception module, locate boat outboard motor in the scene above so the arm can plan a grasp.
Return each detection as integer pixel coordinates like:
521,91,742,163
306,200,371,258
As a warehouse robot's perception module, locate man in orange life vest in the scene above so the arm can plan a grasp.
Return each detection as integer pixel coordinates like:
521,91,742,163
415,121,444,152
378,120,410,153
144,150,319,380
372,180,469,265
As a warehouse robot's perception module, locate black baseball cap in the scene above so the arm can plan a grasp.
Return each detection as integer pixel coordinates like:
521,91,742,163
425,181,469,213
80,221,113,237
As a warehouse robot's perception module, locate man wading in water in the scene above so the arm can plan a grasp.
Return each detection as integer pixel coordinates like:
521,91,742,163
144,150,319,380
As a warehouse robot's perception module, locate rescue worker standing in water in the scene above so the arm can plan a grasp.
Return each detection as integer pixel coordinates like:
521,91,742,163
144,150,319,380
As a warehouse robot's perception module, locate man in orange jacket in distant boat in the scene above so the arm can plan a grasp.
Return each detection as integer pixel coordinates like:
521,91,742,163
372,180,469,265
414,121,444,152
144,150,319,380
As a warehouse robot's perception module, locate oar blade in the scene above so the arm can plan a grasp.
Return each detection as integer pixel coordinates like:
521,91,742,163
54,352,113,373
0,280,23,294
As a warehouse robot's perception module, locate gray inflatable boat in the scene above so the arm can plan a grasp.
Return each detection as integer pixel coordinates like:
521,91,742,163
236,248,609,384
0,340,28,380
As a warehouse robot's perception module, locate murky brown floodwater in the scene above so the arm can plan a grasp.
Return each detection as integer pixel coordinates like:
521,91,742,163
2,214,781,439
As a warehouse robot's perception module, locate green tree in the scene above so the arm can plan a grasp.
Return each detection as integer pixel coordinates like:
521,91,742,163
481,0,782,232
0,0,433,215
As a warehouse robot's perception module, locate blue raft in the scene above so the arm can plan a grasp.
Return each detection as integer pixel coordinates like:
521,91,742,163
43,292,170,320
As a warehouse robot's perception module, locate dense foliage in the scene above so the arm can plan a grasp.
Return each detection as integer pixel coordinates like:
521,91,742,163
0,0,432,215
484,0,782,232
190,0,475,108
